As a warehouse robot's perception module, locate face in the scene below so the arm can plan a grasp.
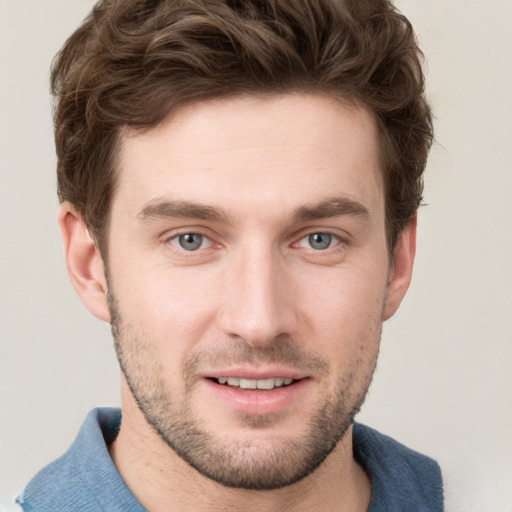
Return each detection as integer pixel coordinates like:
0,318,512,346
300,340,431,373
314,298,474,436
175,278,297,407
103,94,403,489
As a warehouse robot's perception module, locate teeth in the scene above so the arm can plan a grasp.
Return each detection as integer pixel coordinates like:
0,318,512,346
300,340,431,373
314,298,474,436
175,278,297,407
216,377,295,390
240,378,257,389
256,378,275,390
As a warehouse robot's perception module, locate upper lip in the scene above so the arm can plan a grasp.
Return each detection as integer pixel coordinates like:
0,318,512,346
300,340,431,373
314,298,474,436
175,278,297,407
203,367,309,381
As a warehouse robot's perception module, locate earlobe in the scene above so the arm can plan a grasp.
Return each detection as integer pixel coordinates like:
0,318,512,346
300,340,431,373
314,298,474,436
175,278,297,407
383,218,417,320
58,203,111,323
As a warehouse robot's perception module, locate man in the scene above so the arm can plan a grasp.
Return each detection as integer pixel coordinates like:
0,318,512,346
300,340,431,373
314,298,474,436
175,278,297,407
17,0,442,510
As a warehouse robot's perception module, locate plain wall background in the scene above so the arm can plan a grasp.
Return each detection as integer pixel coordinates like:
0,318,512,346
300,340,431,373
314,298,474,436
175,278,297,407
0,1,510,511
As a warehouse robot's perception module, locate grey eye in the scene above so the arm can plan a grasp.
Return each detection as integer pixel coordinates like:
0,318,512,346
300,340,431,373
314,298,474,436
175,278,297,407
177,233,204,251
308,233,332,250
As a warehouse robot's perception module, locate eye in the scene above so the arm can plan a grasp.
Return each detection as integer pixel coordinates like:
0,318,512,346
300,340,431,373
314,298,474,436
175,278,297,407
299,233,340,250
169,233,211,251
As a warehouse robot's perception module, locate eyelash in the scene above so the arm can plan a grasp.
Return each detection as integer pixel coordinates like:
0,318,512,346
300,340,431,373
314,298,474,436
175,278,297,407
166,232,215,252
164,230,347,254
294,232,344,251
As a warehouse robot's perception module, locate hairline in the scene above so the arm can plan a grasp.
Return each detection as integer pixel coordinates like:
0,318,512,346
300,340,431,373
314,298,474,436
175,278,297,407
88,90,402,260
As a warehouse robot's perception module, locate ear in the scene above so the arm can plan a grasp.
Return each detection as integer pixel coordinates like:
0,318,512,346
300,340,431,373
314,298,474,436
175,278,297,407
383,217,417,320
58,202,111,323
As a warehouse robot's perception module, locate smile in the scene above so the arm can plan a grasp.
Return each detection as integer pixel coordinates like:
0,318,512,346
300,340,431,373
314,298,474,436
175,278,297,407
213,377,295,390
202,374,310,415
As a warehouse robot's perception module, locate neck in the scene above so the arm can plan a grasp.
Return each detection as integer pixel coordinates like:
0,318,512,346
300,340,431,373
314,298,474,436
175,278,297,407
109,384,371,512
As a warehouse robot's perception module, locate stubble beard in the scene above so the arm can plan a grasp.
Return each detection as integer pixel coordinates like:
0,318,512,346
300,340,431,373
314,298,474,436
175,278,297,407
108,291,380,491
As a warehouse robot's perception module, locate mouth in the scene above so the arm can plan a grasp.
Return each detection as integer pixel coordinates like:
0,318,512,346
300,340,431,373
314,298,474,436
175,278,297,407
208,377,297,390
202,373,310,415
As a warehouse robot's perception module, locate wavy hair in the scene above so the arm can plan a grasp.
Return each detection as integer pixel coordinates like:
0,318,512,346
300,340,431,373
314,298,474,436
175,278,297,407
51,0,433,253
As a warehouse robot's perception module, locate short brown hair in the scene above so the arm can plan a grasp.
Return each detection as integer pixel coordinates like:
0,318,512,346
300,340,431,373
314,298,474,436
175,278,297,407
51,0,433,253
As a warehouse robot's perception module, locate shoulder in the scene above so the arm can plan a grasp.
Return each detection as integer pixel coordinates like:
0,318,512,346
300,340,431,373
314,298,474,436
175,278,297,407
16,449,90,512
16,408,142,512
353,423,444,512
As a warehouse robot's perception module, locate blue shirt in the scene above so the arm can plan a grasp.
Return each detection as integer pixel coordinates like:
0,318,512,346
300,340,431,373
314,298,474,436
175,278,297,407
17,408,443,511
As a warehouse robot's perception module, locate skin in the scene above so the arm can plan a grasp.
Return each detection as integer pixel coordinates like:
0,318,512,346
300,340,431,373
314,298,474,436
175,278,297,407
59,94,416,512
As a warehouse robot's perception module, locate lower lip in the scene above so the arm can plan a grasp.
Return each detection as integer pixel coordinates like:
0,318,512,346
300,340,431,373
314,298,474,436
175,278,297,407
201,378,310,415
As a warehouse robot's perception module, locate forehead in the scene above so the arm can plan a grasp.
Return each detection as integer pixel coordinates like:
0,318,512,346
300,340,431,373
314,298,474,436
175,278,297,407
115,94,383,221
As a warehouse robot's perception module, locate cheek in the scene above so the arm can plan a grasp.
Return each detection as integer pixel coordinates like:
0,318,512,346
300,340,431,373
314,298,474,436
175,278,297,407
111,264,222,354
300,263,388,320
296,265,387,356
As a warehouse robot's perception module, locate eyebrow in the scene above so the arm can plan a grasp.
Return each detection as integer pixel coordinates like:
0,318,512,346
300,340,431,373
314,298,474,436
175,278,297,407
137,199,231,223
137,196,369,224
292,197,370,222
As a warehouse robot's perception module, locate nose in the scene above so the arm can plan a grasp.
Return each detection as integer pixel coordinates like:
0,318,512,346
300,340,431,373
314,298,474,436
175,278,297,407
219,247,298,348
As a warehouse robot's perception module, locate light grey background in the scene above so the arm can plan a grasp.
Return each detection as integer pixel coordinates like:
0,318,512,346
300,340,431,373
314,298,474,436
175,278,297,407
1,1,511,511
